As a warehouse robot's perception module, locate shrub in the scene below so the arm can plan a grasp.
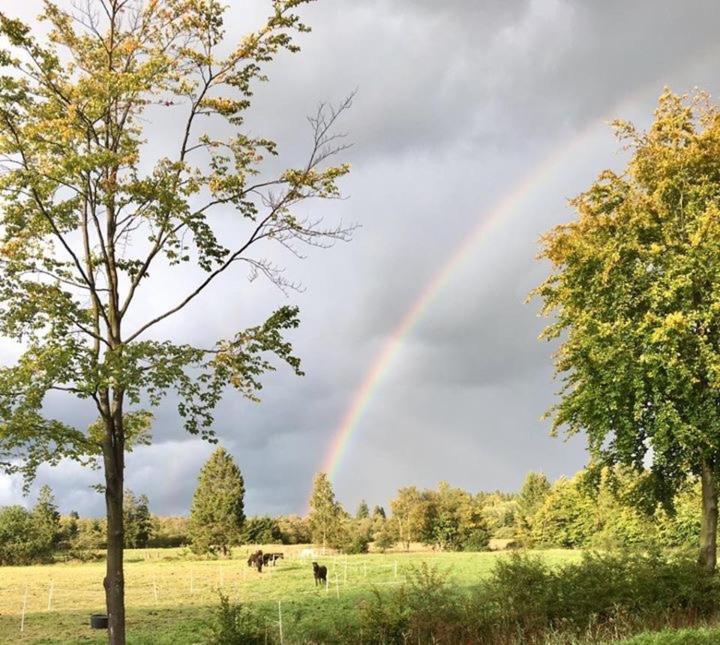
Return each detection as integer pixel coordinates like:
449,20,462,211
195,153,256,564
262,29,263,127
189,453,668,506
476,551,720,641
241,516,282,545
373,521,397,552
341,532,370,554
0,505,56,565
205,592,266,645
359,564,463,643
359,587,411,643
358,551,720,643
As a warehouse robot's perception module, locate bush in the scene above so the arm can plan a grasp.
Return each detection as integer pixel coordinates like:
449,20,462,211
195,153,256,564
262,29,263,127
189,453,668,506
205,592,266,645
373,522,397,552
0,505,56,565
241,516,283,545
359,587,411,643
148,516,189,548
341,533,369,554
473,551,720,642
357,551,720,643
360,564,463,643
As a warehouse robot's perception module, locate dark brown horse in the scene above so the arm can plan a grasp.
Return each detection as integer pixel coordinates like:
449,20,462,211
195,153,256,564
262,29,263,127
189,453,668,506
247,550,263,572
312,561,327,586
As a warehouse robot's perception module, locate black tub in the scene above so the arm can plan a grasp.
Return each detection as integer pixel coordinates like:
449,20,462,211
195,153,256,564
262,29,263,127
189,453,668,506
90,614,108,629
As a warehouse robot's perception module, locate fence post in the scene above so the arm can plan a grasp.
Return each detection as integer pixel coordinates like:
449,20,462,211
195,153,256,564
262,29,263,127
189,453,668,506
20,585,28,633
278,600,284,645
47,580,54,611
153,576,158,602
394,561,398,579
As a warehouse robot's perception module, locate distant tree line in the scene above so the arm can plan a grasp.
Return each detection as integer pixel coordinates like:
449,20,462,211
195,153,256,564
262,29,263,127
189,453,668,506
0,446,706,565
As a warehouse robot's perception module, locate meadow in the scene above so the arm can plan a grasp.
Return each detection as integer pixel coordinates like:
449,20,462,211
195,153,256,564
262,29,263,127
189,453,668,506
0,546,582,644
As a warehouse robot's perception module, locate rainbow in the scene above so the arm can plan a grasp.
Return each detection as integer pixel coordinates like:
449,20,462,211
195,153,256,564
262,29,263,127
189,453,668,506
313,105,637,498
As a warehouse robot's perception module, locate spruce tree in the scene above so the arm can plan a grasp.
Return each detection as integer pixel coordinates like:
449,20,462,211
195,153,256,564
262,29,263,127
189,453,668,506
33,485,61,551
356,499,370,519
189,448,245,555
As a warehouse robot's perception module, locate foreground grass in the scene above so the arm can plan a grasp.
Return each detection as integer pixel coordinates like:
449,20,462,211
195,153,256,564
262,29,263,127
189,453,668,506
0,546,580,643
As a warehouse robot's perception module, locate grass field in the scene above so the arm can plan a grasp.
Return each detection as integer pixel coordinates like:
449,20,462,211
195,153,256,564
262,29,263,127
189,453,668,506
0,546,582,643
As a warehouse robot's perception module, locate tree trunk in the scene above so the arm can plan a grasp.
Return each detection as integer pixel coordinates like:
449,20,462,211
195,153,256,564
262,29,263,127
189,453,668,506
698,459,718,572
104,410,126,644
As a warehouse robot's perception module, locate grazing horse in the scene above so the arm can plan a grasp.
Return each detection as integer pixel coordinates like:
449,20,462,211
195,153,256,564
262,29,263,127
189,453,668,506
247,550,264,572
262,552,284,566
312,561,327,586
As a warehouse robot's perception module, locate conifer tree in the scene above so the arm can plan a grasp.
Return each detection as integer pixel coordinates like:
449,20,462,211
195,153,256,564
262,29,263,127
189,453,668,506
372,505,386,519
32,484,61,550
356,499,370,519
189,448,245,555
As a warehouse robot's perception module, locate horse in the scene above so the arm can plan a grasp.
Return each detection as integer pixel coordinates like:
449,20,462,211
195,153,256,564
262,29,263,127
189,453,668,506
262,552,284,566
312,561,327,586
247,549,263,572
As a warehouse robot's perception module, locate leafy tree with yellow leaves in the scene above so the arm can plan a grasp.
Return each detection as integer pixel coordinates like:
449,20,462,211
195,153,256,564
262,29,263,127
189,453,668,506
0,1,352,641
535,90,720,571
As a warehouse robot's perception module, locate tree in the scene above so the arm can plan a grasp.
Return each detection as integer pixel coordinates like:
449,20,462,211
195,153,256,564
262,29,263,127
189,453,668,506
390,486,432,551
276,514,310,544
535,89,720,571
123,490,152,548
308,472,343,549
242,516,282,544
479,491,517,539
189,447,245,555
657,480,702,548
590,467,658,549
374,519,397,552
149,515,189,548
531,476,596,548
62,510,80,548
356,499,370,520
0,1,351,639
76,518,107,550
515,472,551,541
426,482,490,551
33,484,61,550
0,505,55,564
372,505,386,520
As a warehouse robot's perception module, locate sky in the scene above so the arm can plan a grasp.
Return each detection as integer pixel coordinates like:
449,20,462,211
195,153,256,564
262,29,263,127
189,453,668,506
1,0,719,518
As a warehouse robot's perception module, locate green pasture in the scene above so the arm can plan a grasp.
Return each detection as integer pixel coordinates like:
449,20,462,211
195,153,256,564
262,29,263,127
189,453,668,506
0,546,581,644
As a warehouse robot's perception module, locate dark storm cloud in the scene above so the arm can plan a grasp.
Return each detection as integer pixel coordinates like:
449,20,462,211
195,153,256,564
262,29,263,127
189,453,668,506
2,0,720,516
